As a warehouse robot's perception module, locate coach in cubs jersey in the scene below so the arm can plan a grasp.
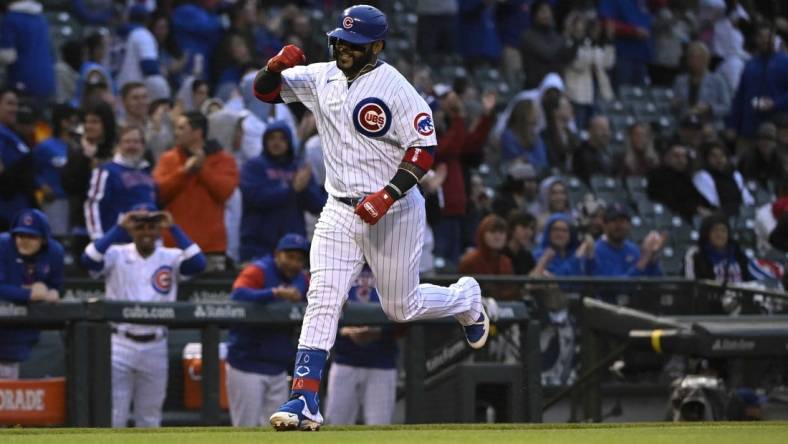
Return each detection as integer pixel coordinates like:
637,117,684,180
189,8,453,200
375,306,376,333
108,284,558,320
254,4,490,431
81,204,206,427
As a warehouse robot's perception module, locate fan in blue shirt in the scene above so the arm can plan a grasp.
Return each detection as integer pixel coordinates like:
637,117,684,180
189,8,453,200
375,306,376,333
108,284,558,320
591,202,665,279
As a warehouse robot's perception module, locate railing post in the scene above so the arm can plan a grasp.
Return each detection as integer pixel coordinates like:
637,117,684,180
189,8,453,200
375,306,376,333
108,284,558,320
405,324,426,423
90,322,112,427
201,324,221,426
522,319,542,422
66,321,91,426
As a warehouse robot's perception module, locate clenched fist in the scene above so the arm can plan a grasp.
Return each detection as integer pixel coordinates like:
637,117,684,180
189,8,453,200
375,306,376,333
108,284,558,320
266,45,306,73
355,189,395,225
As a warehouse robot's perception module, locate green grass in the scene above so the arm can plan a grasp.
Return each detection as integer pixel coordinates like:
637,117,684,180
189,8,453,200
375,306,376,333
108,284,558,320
1,422,787,444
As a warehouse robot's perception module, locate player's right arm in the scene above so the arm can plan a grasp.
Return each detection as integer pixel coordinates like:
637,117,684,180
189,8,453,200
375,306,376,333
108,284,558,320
253,44,316,107
81,224,126,275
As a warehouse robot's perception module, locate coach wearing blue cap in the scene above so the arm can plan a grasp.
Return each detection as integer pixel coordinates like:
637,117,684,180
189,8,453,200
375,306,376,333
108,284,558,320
0,209,63,379
226,233,310,426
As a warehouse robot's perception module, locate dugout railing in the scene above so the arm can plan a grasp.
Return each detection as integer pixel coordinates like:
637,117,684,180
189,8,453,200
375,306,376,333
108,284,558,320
3,276,786,426
0,299,536,427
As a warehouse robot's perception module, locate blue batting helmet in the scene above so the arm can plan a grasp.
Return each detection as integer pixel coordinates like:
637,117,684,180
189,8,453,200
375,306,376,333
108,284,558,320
327,4,388,45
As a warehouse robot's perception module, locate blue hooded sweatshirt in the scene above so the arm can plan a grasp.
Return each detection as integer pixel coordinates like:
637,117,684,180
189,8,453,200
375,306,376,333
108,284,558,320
239,122,327,261
0,209,64,362
533,213,586,276
0,1,55,99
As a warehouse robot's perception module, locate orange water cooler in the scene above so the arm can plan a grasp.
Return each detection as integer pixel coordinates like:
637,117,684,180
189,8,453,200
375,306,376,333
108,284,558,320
182,342,229,410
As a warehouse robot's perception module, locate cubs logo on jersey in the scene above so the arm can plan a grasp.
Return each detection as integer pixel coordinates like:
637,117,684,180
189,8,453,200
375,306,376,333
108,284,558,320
413,113,434,136
151,265,173,295
353,97,391,138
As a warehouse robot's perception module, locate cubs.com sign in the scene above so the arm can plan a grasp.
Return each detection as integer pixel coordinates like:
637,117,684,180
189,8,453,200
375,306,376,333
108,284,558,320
353,97,392,138
0,378,65,425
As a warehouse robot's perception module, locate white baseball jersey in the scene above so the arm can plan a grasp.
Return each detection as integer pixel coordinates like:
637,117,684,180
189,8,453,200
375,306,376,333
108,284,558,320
272,61,482,354
86,241,199,428
280,61,438,197
90,243,199,336
116,26,158,88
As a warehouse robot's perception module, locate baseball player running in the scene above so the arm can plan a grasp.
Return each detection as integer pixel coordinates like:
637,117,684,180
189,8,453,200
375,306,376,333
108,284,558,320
254,4,490,431
81,204,206,427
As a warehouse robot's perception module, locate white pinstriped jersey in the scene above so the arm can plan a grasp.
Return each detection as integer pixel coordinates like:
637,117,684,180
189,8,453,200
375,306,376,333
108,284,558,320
93,243,198,335
280,62,437,197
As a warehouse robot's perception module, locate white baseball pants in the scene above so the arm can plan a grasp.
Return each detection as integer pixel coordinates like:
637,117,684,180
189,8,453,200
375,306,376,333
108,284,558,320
326,363,397,425
225,364,289,426
111,335,168,428
299,191,482,351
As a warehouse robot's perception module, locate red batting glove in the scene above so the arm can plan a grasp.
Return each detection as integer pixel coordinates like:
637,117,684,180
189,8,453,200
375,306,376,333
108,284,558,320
355,189,395,225
266,45,306,73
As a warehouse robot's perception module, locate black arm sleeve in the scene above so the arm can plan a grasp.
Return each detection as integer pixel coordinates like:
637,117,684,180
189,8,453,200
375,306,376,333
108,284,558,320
253,68,285,104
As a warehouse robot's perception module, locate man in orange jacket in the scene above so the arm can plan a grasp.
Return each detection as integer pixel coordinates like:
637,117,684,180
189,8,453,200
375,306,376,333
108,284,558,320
153,111,239,271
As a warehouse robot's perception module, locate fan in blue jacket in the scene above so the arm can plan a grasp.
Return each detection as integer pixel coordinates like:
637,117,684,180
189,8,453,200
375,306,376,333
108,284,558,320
225,233,309,426
239,121,326,261
84,126,157,240
0,209,63,378
531,213,593,277
591,202,664,278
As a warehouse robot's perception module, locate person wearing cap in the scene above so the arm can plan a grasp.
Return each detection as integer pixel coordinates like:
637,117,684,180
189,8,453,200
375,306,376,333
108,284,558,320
0,87,35,232
738,122,785,189
81,204,206,427
591,202,666,280
0,209,62,379
226,233,310,427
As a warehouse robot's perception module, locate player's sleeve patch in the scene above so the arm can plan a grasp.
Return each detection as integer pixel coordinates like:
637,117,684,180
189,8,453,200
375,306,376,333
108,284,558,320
413,112,435,137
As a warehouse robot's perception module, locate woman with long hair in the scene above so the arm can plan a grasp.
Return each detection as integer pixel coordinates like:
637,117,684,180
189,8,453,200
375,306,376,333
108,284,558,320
500,99,548,172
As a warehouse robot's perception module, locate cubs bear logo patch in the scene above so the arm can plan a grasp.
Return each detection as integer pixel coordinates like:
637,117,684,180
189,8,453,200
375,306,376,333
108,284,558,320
353,98,392,138
151,265,173,295
413,112,434,136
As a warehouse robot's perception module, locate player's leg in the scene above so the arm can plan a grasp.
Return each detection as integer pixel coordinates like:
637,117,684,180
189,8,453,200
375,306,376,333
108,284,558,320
361,367,397,425
326,362,362,424
111,337,135,427
260,372,289,424
270,199,364,431
226,363,265,426
130,341,168,427
364,192,484,326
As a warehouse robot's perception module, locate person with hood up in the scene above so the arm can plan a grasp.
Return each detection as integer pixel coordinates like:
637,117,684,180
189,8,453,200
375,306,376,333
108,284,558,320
0,209,62,379
459,214,519,300
85,124,157,240
239,121,326,262
535,176,574,232
530,213,594,278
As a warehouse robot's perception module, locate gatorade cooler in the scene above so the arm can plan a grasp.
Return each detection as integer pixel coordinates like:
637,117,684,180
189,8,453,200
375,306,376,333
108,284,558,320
0,377,66,425
182,342,229,410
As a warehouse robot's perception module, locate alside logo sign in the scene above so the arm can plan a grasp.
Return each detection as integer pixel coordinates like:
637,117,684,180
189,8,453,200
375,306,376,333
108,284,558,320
0,389,45,412
193,304,246,319
711,338,756,352
122,305,176,320
0,304,27,317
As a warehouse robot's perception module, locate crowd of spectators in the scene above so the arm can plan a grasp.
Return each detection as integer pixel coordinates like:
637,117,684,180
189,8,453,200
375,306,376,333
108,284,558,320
1,0,788,295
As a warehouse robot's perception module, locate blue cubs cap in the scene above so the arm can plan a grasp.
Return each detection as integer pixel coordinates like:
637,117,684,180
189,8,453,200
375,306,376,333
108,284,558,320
10,209,50,238
131,202,158,212
327,4,388,45
276,233,309,253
